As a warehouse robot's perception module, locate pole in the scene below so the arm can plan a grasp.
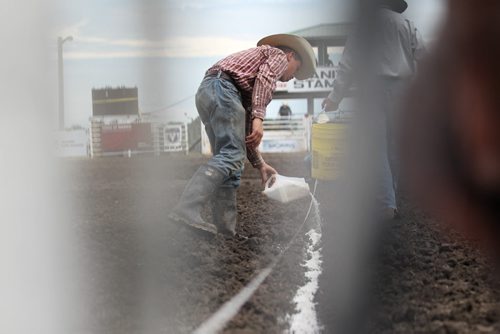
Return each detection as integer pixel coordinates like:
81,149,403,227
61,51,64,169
57,36,72,130
57,37,64,130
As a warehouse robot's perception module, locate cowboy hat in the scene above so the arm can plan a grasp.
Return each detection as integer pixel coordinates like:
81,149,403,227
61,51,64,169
379,0,408,13
257,34,316,80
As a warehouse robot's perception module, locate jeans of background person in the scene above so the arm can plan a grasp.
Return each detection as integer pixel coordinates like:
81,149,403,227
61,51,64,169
370,77,409,211
366,109,396,211
384,78,409,192
195,74,246,189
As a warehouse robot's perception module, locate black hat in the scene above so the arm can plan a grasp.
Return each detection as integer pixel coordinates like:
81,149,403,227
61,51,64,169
380,0,408,13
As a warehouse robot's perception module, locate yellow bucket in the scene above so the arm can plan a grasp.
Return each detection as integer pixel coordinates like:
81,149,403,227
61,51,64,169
311,123,347,180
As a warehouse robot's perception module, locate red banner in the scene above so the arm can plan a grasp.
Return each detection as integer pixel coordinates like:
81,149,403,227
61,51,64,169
101,123,152,152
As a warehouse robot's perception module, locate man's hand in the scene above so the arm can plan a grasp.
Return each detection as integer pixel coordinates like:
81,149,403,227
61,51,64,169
259,162,277,186
246,118,264,149
321,98,339,112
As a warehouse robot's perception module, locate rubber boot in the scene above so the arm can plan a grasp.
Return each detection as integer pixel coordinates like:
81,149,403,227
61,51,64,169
212,186,238,236
169,165,224,235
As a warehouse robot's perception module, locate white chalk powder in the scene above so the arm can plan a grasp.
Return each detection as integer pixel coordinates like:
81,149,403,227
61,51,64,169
287,199,323,334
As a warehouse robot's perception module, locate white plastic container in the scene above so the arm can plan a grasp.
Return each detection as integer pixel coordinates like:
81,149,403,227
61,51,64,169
262,174,311,204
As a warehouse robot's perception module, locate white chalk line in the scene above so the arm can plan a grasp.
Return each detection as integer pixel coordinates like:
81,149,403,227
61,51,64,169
192,180,319,334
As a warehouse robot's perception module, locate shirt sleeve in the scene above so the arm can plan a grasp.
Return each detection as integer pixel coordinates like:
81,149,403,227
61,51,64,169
328,35,354,104
251,49,288,120
413,27,426,62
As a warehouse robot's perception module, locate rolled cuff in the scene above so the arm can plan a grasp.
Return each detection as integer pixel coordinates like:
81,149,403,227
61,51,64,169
252,108,266,120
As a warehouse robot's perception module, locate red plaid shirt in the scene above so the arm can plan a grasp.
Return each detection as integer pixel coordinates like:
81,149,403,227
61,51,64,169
207,45,288,168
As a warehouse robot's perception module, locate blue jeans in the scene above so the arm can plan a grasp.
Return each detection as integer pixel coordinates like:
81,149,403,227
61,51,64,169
195,73,246,188
371,77,409,210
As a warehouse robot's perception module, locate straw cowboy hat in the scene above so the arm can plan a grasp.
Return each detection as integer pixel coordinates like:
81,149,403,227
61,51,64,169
257,34,316,80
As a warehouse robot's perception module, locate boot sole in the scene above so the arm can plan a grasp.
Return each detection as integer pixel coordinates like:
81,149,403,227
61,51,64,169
169,212,217,235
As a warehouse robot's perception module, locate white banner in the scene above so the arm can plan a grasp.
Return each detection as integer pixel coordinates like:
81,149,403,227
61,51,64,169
276,66,336,93
261,139,306,153
164,125,183,152
54,129,88,158
201,127,212,155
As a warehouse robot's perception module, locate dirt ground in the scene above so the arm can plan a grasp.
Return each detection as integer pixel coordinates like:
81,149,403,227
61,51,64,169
61,153,500,333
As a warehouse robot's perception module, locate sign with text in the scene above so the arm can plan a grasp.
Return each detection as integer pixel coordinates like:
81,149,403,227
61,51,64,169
101,123,152,152
54,129,88,157
92,87,139,116
261,139,306,153
276,66,336,93
164,125,183,152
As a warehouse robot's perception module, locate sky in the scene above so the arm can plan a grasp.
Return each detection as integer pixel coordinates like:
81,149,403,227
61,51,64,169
53,0,447,128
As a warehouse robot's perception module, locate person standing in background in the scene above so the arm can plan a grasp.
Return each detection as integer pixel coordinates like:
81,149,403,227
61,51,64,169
278,102,292,118
322,0,425,219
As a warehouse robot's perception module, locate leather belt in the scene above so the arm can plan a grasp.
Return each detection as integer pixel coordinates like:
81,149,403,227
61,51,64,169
205,69,235,85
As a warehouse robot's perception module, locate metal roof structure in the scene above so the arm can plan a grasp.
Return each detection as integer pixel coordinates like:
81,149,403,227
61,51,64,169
291,22,351,47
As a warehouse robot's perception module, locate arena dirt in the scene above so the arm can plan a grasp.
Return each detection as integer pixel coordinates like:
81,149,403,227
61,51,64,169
62,153,500,333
